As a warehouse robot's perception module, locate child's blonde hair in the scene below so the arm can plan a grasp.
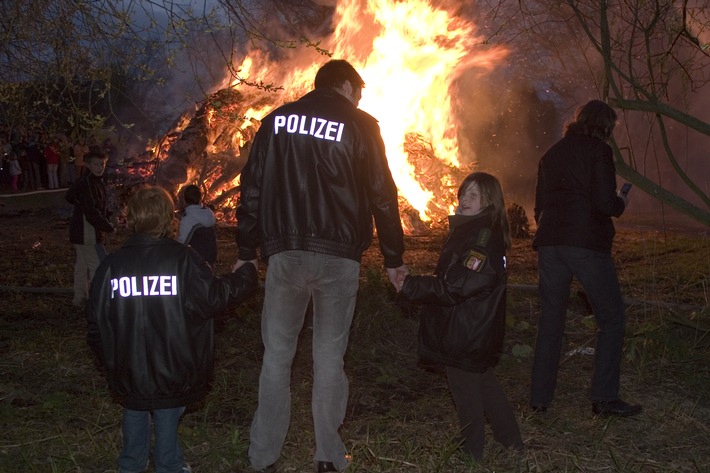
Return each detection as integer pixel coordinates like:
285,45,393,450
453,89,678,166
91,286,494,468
457,172,511,250
126,186,176,238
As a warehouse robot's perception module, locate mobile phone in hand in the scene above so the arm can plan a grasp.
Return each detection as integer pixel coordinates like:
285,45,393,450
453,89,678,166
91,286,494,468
620,183,632,196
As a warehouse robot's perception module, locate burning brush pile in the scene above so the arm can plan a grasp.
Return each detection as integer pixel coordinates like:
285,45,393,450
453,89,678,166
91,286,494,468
110,86,479,234
110,84,530,236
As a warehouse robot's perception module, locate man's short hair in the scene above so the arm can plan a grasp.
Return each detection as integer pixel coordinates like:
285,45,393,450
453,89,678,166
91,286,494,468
127,186,175,239
314,59,365,90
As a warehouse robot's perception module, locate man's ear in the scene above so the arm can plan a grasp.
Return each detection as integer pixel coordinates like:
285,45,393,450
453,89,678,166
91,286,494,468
340,80,353,96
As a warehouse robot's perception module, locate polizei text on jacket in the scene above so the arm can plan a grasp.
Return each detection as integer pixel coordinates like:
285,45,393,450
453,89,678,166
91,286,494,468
110,275,178,298
274,115,345,142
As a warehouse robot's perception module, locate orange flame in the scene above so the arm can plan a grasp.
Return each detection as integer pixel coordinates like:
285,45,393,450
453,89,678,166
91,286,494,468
228,0,507,221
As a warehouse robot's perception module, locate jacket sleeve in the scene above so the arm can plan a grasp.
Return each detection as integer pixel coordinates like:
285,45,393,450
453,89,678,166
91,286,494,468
533,159,545,224
236,128,267,261
363,120,405,268
591,147,625,218
399,247,498,306
186,255,258,318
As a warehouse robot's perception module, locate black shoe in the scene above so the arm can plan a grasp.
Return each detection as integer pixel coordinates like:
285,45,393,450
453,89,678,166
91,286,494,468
317,461,338,472
530,404,548,413
592,399,642,417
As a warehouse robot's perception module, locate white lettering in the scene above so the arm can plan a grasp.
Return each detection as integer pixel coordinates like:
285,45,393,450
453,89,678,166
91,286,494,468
314,118,326,139
272,114,345,142
160,275,172,295
149,276,159,295
324,121,339,141
107,274,179,298
130,277,142,296
274,115,286,134
286,115,298,133
298,115,309,134
119,277,131,297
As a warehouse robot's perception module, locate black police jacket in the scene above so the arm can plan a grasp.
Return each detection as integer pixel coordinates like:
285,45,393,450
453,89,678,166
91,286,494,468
86,234,257,410
236,87,404,268
399,211,507,372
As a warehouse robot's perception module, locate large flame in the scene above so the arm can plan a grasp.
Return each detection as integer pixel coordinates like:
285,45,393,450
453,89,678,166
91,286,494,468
140,0,508,228
228,0,507,221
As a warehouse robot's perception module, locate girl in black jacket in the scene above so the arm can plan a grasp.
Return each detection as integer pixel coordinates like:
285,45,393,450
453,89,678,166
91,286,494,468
399,172,523,461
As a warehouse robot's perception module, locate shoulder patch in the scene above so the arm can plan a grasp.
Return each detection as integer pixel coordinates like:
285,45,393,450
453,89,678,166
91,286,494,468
464,249,487,272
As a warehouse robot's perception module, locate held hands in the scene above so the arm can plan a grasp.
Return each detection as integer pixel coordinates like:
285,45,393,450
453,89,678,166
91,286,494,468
386,264,409,292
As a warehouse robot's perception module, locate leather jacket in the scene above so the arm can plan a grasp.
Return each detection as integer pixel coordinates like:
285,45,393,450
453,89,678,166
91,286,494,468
86,234,257,410
399,211,507,372
236,87,404,268
532,133,625,253
66,173,115,244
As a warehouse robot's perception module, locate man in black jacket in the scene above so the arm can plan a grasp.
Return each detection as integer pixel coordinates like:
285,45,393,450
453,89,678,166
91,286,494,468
530,100,642,418
235,59,408,472
87,185,257,473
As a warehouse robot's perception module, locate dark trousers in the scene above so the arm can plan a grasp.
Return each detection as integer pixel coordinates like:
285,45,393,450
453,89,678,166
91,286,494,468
531,245,625,406
446,366,523,460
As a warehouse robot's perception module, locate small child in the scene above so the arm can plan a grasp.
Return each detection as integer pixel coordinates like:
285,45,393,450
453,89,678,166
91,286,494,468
177,184,217,268
86,185,257,473
7,152,21,192
398,172,524,460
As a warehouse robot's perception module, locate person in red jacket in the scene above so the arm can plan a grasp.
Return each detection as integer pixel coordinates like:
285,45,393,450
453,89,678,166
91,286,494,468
87,185,257,473
43,138,60,189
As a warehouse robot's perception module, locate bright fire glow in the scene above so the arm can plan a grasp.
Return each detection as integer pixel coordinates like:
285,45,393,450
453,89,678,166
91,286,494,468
227,0,507,221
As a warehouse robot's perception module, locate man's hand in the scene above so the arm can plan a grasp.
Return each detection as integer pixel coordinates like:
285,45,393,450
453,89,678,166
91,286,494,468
234,259,258,272
386,264,409,292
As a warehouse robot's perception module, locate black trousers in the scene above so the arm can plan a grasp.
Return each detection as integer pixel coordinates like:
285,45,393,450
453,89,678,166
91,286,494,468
531,245,625,406
446,366,524,460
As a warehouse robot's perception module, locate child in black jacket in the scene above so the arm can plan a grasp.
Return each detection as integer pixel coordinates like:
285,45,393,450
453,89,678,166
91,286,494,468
398,172,524,461
87,185,257,473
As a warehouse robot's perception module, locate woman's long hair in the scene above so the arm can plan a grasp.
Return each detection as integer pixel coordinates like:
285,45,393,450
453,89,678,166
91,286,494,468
564,99,617,141
457,172,511,250
126,185,176,238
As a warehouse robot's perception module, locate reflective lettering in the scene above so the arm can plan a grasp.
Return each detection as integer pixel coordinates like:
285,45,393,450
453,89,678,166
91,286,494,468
273,114,345,142
274,115,286,134
108,274,179,298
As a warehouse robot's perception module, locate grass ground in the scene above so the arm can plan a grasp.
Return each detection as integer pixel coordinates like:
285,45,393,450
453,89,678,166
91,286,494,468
0,191,708,472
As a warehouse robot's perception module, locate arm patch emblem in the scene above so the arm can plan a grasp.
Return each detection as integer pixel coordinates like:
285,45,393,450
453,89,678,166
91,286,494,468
464,250,487,272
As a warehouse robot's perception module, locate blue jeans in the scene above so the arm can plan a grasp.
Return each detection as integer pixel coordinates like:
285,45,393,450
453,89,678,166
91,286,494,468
531,245,626,405
249,251,360,471
118,407,186,473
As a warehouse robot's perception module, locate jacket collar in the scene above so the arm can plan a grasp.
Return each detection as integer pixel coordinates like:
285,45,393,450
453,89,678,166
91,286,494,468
448,208,492,231
123,233,175,247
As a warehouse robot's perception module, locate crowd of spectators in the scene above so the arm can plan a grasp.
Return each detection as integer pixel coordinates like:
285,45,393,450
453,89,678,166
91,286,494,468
0,124,117,194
